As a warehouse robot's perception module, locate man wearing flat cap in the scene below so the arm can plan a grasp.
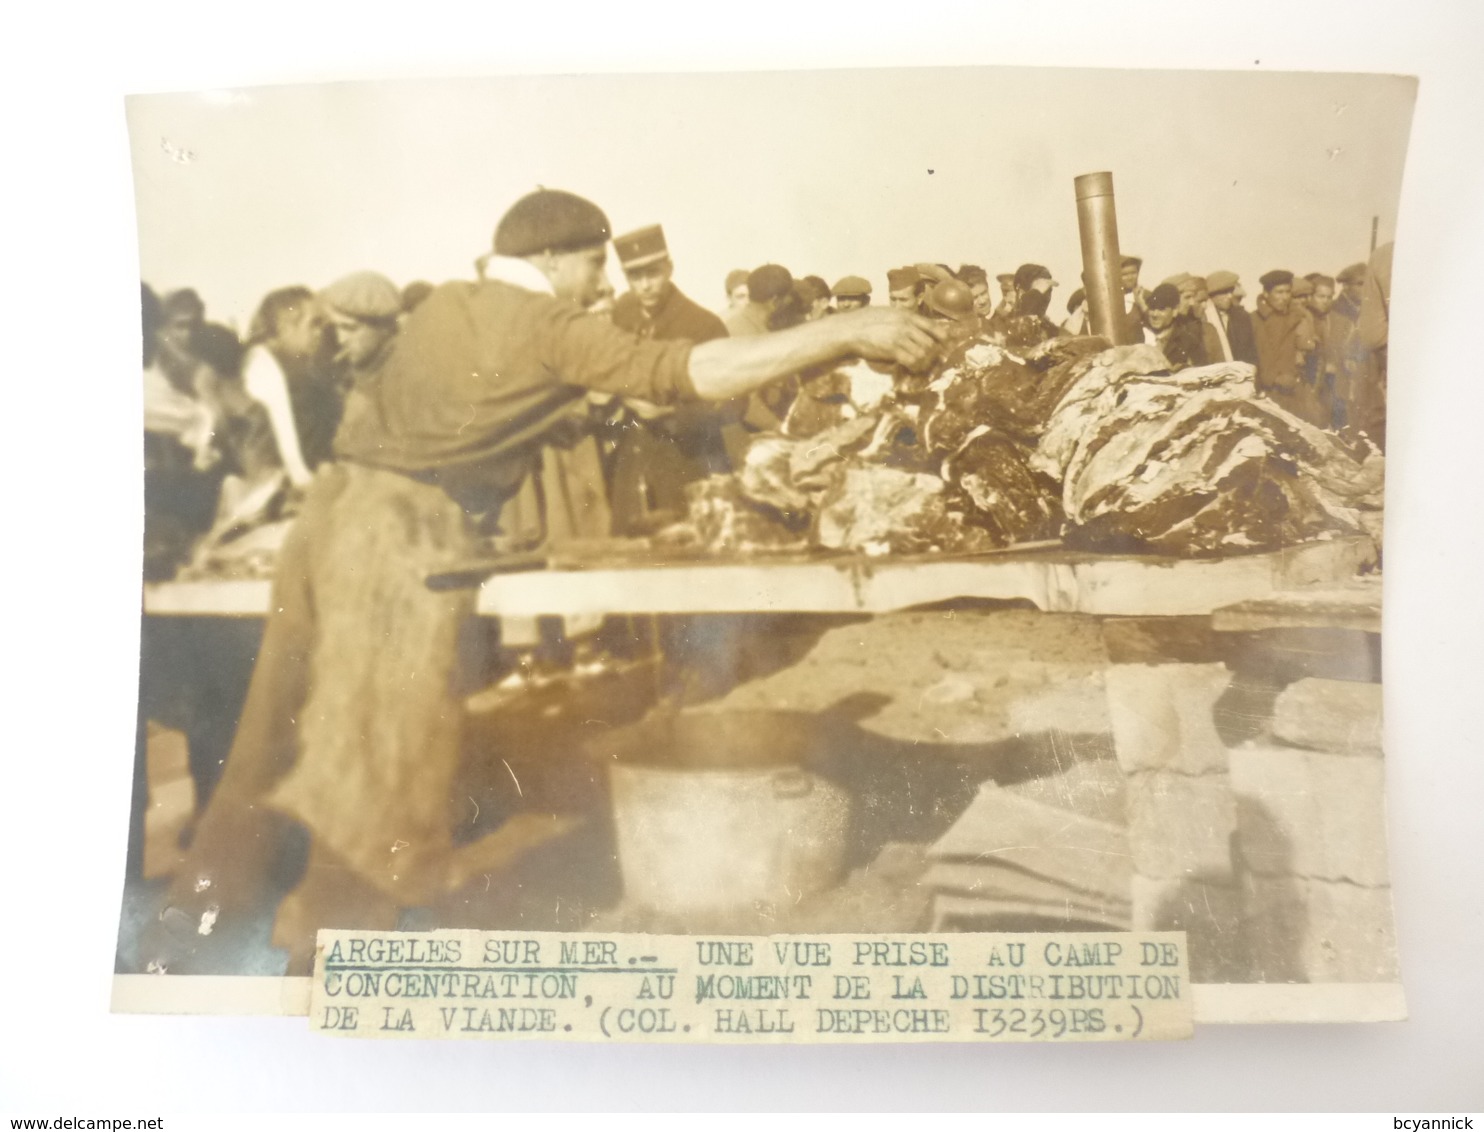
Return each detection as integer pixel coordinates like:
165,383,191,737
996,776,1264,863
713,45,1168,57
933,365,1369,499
151,186,946,974
1253,269,1321,420
608,223,733,534
320,270,403,386
833,275,872,312
1120,254,1151,332
1328,263,1368,432
1205,271,1257,365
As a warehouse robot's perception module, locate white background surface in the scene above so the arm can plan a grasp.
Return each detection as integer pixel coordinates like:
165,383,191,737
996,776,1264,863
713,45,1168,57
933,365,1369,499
1,0,1482,1115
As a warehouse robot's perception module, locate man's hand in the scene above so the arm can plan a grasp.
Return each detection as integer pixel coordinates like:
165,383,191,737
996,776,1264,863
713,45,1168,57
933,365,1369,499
836,307,948,371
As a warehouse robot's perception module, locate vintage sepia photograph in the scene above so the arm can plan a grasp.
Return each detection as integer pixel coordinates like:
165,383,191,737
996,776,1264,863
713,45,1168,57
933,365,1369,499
118,65,1413,1021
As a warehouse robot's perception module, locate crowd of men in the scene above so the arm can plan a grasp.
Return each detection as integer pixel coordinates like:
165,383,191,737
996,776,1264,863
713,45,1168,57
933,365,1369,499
141,226,1392,584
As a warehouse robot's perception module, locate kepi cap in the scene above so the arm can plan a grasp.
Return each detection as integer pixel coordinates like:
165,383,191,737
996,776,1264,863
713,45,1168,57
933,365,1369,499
614,224,670,271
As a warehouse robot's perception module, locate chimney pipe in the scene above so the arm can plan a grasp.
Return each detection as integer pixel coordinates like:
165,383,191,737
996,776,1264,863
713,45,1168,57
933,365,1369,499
1075,172,1135,345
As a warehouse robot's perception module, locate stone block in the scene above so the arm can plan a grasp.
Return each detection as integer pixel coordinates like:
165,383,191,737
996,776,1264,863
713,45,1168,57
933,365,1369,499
1272,677,1383,755
1126,770,1236,881
1243,874,1399,983
1105,663,1232,775
1231,745,1390,886
1130,874,1248,983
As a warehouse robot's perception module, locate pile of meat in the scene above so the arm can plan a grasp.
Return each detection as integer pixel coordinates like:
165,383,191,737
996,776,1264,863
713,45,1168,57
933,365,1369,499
664,336,1385,559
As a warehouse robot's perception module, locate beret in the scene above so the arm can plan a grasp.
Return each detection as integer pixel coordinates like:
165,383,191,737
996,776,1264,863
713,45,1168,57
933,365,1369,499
747,264,794,302
1206,270,1239,294
319,271,403,321
1291,276,1314,298
1259,269,1295,291
494,189,611,256
1147,282,1181,310
1305,272,1335,289
887,267,921,291
1013,263,1054,292
1336,262,1368,285
725,268,750,292
833,274,872,297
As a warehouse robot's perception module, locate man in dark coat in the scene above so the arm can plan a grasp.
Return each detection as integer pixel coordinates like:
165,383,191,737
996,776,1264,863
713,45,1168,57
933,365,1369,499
1207,270,1258,365
1253,269,1321,421
609,224,735,533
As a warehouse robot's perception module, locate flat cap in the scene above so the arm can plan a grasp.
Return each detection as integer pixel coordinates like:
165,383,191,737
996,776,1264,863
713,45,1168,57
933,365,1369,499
1206,270,1239,294
887,267,921,291
747,264,794,303
833,274,872,297
1121,254,1143,269
614,224,670,271
1337,262,1368,285
1186,275,1208,295
1259,269,1295,291
725,268,750,292
1161,272,1194,291
1013,263,1055,292
1291,276,1315,298
320,271,403,321
493,189,611,257
996,272,1016,285
1147,282,1181,311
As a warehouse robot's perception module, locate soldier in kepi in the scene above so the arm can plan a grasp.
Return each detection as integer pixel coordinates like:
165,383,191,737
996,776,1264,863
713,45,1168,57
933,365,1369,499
608,223,735,533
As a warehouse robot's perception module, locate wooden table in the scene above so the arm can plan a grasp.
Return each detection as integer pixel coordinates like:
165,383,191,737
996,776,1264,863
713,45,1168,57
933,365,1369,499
144,536,1377,620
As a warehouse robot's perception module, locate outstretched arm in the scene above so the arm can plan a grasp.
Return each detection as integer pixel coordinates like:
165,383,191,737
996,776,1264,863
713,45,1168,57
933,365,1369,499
686,308,945,401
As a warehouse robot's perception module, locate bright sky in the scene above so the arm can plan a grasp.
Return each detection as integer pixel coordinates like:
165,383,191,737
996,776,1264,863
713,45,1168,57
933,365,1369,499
128,66,1415,329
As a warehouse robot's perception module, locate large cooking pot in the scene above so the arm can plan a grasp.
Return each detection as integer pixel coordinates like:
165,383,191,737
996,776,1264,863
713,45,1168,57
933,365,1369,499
589,710,853,914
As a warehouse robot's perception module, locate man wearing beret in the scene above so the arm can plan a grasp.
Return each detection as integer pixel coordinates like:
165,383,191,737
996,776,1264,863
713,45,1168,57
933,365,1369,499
148,188,945,973
1253,269,1321,421
833,275,872,312
1145,283,1207,371
608,223,734,534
